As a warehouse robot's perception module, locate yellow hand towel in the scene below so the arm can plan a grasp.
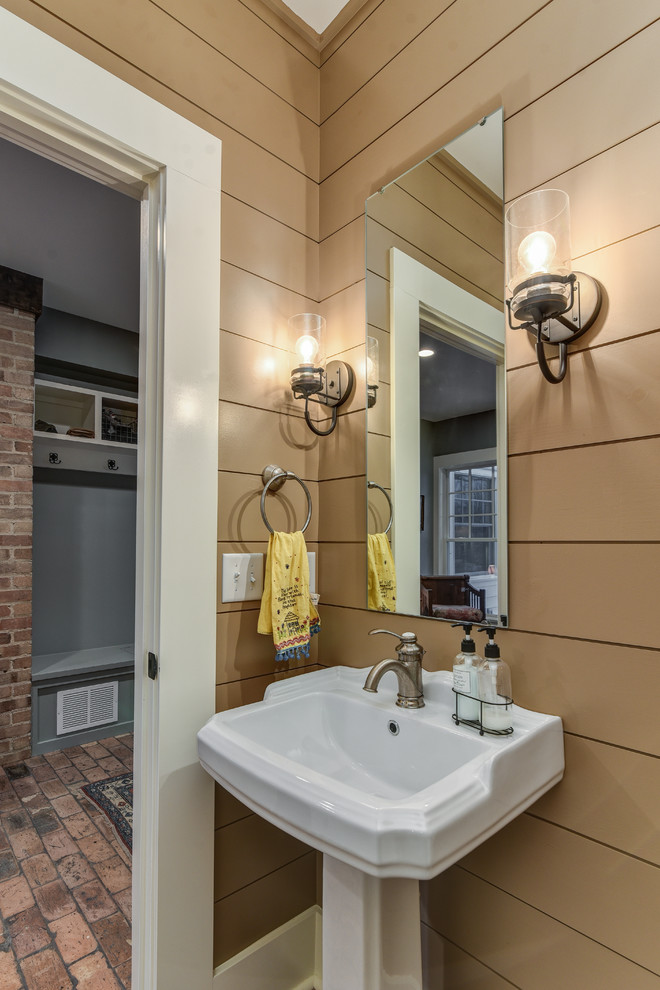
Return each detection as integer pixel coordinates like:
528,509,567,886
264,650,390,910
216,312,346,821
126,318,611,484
367,532,396,612
258,530,320,661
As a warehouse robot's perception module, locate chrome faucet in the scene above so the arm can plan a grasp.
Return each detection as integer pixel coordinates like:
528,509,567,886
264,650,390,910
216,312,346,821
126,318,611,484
363,629,425,709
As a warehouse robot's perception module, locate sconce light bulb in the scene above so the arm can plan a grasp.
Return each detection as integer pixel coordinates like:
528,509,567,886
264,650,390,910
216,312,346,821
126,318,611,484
296,334,320,366
419,348,434,358
518,230,557,275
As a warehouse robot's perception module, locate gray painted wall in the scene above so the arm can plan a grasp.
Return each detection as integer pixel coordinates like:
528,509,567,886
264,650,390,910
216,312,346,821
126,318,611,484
32,470,137,656
0,137,140,330
36,308,139,380
1,133,140,668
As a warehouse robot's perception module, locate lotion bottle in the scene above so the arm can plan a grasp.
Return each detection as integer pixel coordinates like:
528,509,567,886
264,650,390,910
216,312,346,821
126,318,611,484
452,624,482,722
479,628,513,732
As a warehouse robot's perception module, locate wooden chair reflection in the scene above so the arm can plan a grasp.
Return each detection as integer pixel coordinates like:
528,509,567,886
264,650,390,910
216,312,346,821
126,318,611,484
420,575,485,621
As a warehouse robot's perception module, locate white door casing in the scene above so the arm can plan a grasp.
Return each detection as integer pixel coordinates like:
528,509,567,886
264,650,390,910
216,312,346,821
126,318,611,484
389,248,506,617
0,10,221,989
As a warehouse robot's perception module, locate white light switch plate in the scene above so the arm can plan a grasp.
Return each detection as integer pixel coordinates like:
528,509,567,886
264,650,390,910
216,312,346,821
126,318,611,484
221,551,316,602
221,553,264,603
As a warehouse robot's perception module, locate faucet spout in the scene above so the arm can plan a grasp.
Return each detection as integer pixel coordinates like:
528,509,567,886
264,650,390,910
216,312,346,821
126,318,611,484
363,657,424,709
363,629,426,709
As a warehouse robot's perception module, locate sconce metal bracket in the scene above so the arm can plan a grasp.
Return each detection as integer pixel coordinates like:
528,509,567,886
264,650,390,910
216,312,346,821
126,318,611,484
533,272,602,345
291,360,355,436
506,272,603,385
311,359,354,409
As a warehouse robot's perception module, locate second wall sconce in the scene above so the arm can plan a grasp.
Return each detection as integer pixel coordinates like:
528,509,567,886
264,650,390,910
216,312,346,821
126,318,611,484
289,313,354,436
366,336,379,408
505,188,603,384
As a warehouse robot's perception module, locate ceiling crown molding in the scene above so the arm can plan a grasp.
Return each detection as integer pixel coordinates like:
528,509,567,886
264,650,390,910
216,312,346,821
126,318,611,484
257,0,371,50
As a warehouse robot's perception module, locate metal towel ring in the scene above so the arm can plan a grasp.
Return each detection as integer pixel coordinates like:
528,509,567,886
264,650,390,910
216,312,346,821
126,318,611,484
367,480,393,535
261,464,312,534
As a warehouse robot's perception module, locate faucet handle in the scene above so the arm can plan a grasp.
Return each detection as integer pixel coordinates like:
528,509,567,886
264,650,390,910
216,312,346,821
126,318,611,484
369,628,417,643
368,629,423,658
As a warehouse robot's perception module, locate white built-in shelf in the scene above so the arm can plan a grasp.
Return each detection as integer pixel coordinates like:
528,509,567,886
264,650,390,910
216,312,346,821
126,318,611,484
34,379,138,473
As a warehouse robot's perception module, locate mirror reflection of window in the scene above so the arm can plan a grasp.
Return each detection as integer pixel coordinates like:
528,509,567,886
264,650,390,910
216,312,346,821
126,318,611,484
443,460,498,618
448,463,497,570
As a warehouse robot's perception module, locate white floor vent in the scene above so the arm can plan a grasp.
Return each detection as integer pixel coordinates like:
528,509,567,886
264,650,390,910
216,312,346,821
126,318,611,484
56,681,119,735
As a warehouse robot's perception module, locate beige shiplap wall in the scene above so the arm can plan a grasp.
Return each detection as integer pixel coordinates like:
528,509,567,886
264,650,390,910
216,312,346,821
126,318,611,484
0,0,322,966
5,0,660,983
319,1,660,987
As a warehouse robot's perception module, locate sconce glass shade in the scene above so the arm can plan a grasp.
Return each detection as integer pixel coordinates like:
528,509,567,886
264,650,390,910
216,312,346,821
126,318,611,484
366,336,379,408
290,313,325,368
290,313,326,398
505,189,573,325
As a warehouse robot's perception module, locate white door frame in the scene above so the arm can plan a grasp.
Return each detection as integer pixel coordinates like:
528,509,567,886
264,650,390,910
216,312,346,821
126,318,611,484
0,10,221,989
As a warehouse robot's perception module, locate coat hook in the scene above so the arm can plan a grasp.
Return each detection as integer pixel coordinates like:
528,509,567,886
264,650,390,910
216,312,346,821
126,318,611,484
48,452,61,465
107,459,119,471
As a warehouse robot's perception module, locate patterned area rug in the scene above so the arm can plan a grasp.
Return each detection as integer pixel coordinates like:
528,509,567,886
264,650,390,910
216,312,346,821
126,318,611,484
82,772,133,852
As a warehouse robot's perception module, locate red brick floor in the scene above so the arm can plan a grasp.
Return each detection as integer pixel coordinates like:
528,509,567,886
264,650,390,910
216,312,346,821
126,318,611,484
0,734,133,989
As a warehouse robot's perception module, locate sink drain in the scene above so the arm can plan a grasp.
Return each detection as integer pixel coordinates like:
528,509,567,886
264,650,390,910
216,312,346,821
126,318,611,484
387,719,400,736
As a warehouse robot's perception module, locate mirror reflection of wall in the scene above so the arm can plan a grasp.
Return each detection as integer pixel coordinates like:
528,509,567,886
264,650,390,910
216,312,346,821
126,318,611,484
366,108,507,626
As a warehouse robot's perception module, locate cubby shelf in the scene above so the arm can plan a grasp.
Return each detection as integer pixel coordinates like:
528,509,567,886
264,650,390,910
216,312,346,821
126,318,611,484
33,378,138,474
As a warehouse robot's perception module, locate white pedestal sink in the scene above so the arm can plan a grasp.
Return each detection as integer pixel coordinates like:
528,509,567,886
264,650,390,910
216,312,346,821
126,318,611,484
322,856,423,989
198,666,564,988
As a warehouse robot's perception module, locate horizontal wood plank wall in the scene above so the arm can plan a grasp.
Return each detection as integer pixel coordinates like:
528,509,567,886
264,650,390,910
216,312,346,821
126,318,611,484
319,1,660,987
11,0,660,982
0,0,322,967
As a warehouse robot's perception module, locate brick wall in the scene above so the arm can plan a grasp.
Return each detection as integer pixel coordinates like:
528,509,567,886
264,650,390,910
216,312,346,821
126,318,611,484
0,267,42,766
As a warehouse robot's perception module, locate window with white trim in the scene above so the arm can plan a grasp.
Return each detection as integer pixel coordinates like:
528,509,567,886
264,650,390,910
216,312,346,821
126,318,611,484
445,460,498,575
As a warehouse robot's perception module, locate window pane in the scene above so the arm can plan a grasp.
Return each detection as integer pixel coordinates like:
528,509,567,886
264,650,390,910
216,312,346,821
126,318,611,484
451,540,495,574
473,525,493,539
450,494,468,515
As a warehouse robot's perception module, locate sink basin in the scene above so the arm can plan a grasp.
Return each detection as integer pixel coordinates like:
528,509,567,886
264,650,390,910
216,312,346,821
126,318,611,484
198,665,564,879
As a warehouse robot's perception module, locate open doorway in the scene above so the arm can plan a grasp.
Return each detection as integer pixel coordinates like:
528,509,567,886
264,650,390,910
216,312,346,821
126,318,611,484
0,9,221,988
0,133,140,986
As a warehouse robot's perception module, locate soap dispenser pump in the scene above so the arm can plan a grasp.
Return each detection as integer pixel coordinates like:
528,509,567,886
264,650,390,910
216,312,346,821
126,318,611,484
451,623,482,722
478,628,513,733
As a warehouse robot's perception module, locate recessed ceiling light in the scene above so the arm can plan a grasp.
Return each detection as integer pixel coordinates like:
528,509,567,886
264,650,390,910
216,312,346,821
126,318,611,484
419,348,434,357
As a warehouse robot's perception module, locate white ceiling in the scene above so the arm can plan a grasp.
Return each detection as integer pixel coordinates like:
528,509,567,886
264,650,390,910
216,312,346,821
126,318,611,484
282,0,352,32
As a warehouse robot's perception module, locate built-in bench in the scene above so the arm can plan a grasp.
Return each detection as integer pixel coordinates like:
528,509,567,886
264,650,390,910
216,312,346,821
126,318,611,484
31,644,134,755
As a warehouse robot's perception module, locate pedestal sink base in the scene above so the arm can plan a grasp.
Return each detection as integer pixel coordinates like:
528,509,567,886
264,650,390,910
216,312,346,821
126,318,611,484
322,856,422,990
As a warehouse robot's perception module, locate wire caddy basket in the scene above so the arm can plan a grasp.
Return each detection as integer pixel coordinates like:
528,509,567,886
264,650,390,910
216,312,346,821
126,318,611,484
451,687,514,737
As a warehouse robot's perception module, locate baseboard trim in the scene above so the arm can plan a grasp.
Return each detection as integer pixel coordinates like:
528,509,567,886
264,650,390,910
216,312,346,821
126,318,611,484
213,906,321,990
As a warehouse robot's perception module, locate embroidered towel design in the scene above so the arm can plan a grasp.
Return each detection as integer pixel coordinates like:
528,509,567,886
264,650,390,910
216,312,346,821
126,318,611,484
258,530,320,661
367,532,396,612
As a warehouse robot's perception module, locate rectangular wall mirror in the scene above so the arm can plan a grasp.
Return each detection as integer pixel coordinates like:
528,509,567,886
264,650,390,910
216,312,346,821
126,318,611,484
366,109,507,627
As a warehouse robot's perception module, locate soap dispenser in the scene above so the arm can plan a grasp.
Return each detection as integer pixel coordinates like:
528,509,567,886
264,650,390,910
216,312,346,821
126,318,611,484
478,628,513,733
451,623,482,722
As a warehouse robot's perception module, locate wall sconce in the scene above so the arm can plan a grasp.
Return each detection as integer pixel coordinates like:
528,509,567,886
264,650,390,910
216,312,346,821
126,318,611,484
289,313,354,436
366,336,379,408
505,188,603,384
